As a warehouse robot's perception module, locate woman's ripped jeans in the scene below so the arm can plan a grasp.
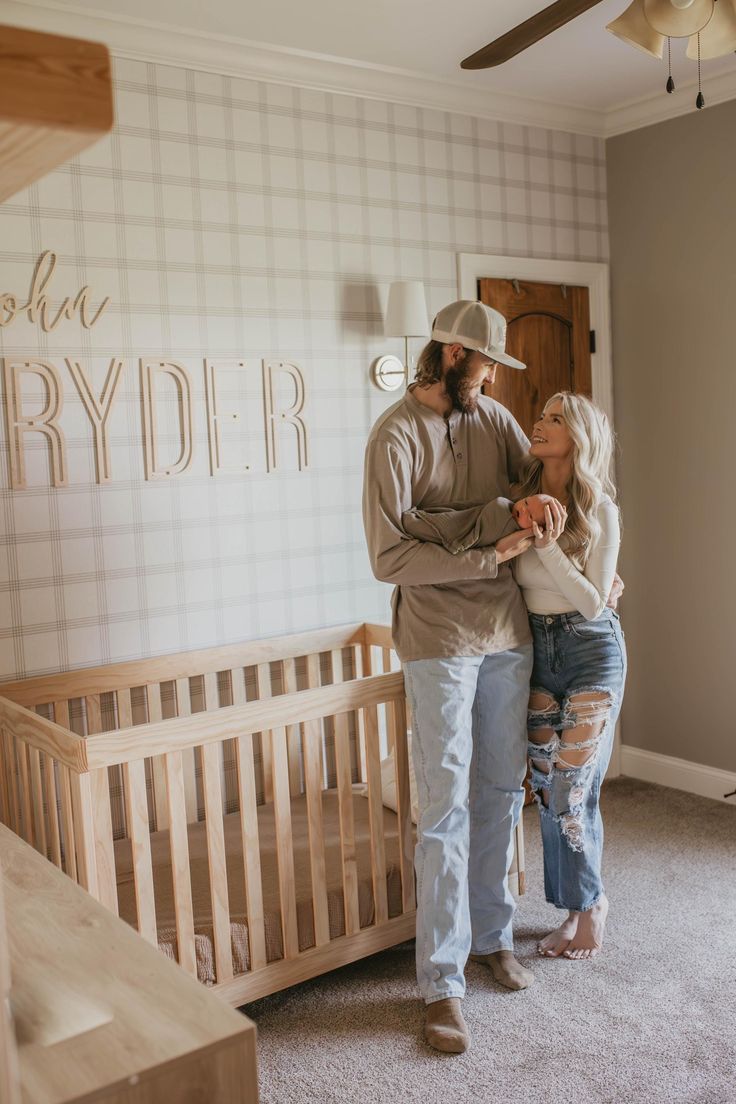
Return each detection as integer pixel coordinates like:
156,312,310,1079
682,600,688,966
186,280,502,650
527,610,626,912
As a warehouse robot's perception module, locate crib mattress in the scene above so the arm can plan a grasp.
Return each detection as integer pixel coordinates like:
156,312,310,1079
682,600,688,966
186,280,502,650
113,790,409,986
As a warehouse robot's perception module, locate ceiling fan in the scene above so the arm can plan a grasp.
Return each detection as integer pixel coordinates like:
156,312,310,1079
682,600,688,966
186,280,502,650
460,0,736,108
461,0,605,69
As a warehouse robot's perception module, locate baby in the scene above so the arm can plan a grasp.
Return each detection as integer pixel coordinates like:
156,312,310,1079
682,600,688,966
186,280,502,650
511,493,559,532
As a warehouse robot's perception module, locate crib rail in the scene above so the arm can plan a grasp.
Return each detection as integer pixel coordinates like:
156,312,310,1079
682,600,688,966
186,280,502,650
0,623,369,708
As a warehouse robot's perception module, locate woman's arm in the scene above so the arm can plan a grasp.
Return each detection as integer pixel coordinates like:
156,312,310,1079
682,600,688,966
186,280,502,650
534,499,621,621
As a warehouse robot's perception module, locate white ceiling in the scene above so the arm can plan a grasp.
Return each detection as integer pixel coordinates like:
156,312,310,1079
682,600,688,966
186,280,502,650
4,0,736,133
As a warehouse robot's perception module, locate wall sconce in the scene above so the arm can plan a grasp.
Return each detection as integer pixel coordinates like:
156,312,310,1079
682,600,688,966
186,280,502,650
371,281,429,391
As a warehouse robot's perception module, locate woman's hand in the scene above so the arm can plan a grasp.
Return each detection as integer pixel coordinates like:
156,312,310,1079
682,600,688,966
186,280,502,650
533,500,566,549
496,528,534,563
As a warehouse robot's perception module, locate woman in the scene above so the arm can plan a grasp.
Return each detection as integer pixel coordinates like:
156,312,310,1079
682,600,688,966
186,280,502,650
510,391,626,960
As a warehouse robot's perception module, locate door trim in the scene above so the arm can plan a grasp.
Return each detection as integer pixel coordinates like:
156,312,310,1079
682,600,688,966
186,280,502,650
457,252,621,777
457,253,613,423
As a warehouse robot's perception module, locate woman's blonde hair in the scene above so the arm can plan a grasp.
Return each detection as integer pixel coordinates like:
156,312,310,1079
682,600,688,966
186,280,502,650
516,391,618,564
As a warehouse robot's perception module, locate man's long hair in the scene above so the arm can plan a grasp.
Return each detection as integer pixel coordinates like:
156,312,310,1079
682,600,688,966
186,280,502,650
413,340,444,386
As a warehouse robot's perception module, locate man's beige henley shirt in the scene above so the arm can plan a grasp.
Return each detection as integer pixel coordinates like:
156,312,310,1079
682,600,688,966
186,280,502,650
362,387,532,662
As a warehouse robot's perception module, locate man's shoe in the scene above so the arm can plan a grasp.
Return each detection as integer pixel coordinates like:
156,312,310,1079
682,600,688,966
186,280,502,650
424,997,470,1053
469,949,534,990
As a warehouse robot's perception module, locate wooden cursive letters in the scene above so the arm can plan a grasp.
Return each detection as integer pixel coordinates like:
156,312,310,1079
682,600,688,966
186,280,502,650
0,251,110,333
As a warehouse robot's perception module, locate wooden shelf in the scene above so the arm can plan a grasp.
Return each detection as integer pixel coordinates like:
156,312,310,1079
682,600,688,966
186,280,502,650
0,824,258,1104
0,23,113,203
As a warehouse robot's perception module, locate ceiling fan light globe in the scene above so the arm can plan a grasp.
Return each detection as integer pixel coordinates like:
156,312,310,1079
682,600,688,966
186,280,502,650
643,0,714,37
606,0,665,58
669,0,697,10
686,0,736,57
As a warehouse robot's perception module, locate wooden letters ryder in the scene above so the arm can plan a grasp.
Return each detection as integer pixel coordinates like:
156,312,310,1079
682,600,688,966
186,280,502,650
1,358,308,489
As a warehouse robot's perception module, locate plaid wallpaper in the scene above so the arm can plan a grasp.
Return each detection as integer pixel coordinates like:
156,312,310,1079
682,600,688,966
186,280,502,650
0,57,608,681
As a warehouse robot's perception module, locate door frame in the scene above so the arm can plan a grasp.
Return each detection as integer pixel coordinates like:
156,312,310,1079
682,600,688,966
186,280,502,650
457,253,613,421
457,252,621,777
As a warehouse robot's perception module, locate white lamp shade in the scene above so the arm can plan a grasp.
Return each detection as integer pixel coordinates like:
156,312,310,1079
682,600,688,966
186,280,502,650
686,0,736,57
384,281,429,338
606,0,665,58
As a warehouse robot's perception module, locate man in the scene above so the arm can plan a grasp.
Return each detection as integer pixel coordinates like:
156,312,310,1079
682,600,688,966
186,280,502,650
362,299,539,1055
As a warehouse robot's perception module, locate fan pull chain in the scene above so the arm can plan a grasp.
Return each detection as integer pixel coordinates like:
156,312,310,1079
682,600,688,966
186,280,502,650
666,37,675,94
696,33,705,109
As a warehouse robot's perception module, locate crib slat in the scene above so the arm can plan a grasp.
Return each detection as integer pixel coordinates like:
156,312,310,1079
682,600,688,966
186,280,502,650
15,739,33,845
392,699,415,913
303,653,329,946
123,758,157,944
0,729,19,834
333,708,360,937
28,746,47,856
85,693,103,736
84,695,118,912
164,751,197,976
146,684,168,831
254,663,274,803
281,659,301,797
329,651,360,937
219,674,238,815
53,701,76,875
69,772,98,897
234,735,267,971
270,727,299,959
204,670,232,816
43,755,62,868
363,703,388,925
0,730,9,827
353,647,368,784
90,766,119,914
200,741,234,983
174,678,197,823
111,689,134,842
116,689,133,728
203,671,219,709
230,670,266,972
58,765,77,880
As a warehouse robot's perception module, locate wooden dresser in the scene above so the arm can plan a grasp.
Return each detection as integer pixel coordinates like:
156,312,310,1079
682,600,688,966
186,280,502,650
0,823,258,1104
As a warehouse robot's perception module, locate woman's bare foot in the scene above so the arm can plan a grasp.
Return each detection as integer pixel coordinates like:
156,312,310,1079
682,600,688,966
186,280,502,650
563,895,609,959
538,912,579,957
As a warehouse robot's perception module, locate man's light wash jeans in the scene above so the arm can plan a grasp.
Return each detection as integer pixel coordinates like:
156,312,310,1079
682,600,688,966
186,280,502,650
403,645,533,1005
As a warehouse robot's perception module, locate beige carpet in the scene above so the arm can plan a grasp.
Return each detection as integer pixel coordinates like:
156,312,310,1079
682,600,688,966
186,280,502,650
242,779,736,1104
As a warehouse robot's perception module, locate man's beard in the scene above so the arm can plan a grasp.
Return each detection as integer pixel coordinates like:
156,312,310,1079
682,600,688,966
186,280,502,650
445,351,482,414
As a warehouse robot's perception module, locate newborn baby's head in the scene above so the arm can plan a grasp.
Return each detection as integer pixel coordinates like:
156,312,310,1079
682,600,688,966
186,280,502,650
512,493,556,530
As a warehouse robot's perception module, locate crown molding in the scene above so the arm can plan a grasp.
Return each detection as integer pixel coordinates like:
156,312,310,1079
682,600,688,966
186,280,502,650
0,0,606,135
1,0,735,139
604,65,736,137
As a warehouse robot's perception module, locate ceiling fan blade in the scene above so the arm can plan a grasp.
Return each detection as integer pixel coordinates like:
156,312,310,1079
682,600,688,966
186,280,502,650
461,0,607,69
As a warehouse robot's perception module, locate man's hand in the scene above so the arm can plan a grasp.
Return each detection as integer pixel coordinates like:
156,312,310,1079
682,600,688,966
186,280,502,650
496,528,534,563
607,572,624,609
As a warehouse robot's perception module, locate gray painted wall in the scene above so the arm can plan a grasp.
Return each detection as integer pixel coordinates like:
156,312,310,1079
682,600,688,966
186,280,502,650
607,99,736,773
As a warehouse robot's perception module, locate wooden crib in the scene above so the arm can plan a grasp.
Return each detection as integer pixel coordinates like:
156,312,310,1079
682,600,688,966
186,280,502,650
0,622,525,1006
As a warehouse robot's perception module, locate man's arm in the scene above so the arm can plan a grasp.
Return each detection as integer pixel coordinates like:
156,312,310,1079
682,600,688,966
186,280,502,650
363,437,505,586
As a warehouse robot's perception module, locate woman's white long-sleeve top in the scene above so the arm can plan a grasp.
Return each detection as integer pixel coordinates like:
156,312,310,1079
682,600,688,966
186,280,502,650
513,494,620,621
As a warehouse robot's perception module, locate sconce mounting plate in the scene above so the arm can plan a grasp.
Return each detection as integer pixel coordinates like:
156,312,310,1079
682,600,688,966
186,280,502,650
371,354,406,392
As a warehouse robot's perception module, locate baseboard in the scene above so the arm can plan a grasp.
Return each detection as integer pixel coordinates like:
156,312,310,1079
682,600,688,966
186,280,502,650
620,745,736,806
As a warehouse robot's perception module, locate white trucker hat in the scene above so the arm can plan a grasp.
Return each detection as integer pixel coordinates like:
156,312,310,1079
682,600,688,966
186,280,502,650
431,300,526,370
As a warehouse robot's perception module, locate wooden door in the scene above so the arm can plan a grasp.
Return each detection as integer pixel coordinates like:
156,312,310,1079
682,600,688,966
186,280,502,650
478,277,593,437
